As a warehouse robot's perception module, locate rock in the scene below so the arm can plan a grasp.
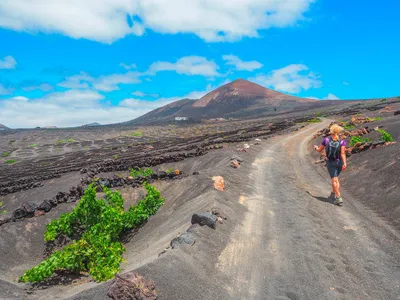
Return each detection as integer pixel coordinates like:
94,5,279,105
191,212,218,229
49,197,58,207
231,156,243,163
170,232,196,249
38,200,52,212
13,207,27,219
230,160,240,169
107,272,157,300
193,172,200,175
243,143,250,149
394,110,400,116
99,179,110,187
212,176,225,191
0,214,12,226
255,138,262,142
23,201,37,217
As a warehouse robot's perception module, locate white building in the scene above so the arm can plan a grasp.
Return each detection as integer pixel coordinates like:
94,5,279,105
175,117,188,121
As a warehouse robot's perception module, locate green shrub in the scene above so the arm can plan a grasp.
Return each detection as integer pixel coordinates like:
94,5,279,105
56,139,76,144
307,118,322,123
1,151,10,157
29,143,38,148
165,168,174,175
377,129,393,142
344,124,355,131
113,155,119,159
350,136,370,147
8,140,16,144
19,183,165,283
129,168,153,178
0,201,6,215
131,130,143,137
4,159,16,164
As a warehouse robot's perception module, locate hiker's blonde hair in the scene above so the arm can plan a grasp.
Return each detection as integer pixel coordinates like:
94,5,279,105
330,124,343,141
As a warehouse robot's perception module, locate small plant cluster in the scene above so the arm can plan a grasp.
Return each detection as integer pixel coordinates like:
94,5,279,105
0,201,6,215
19,183,165,283
29,143,38,148
56,139,76,144
131,130,143,137
344,124,355,131
129,168,154,178
1,151,10,157
377,129,393,142
4,159,16,164
350,136,370,147
307,118,322,123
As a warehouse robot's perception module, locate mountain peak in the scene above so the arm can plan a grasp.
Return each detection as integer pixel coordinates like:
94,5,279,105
192,79,309,108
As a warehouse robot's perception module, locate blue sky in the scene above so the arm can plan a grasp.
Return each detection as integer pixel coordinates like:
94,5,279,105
0,0,399,128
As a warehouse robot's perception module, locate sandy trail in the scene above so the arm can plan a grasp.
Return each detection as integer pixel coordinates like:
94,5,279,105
218,120,400,300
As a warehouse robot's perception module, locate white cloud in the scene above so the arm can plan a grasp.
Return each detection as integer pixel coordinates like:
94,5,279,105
149,56,220,76
0,84,213,128
324,93,340,100
120,63,137,70
306,93,340,100
249,64,321,94
132,91,159,98
222,55,263,71
10,96,28,101
0,56,17,69
0,1,315,43
0,83,14,95
22,83,53,92
58,71,141,92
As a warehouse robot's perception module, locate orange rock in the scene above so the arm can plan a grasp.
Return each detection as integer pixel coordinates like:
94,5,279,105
212,176,225,191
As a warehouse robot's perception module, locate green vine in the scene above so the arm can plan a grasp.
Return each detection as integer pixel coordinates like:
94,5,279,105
129,168,154,178
19,183,165,283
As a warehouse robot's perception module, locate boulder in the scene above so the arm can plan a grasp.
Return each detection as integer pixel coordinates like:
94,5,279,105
38,200,52,212
23,201,37,217
192,172,200,176
170,232,196,249
13,207,27,219
191,212,218,230
107,272,157,300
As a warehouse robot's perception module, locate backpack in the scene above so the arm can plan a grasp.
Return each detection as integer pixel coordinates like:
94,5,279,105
326,136,341,160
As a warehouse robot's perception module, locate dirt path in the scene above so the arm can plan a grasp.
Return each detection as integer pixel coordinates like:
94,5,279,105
218,120,400,300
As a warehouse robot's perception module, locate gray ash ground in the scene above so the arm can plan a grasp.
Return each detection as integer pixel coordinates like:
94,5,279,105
0,97,399,300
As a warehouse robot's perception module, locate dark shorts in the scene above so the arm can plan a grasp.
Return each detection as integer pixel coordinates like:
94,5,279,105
326,160,343,178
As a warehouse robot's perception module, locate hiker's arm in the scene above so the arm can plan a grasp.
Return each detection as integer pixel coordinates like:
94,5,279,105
314,145,324,152
341,146,347,169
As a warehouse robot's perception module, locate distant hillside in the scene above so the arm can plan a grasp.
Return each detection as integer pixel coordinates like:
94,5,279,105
0,123,10,130
82,122,101,127
128,79,317,125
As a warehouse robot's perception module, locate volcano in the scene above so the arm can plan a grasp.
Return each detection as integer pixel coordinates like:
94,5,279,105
130,79,317,125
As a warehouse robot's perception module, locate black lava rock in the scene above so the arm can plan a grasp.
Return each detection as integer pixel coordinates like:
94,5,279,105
38,200,52,213
171,233,196,249
191,212,218,230
23,201,38,217
13,207,27,219
193,172,200,176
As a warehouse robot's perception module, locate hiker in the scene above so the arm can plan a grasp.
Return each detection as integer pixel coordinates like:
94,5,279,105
314,124,347,206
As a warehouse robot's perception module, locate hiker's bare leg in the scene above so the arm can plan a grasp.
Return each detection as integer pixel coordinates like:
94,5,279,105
332,177,341,198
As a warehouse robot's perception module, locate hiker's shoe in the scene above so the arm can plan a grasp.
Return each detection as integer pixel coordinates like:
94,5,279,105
334,197,343,206
330,192,335,201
